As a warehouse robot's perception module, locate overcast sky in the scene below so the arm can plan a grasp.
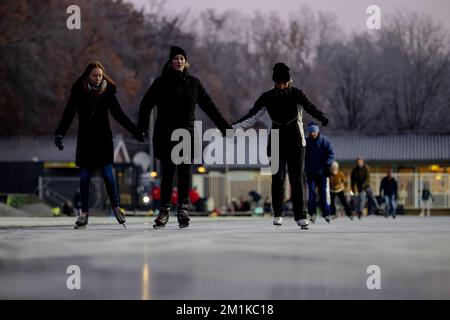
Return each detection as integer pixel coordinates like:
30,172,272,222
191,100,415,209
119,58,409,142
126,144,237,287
129,0,450,33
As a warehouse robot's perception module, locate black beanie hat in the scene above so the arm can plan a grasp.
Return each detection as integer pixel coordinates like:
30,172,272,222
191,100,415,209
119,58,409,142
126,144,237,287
272,62,291,83
170,46,187,60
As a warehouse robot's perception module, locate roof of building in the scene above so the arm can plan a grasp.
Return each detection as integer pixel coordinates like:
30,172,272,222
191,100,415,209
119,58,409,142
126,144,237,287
328,134,450,162
0,135,130,163
202,133,450,168
0,133,448,165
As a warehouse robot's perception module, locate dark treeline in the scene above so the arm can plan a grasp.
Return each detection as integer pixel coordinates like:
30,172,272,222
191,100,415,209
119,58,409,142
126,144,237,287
1,0,449,135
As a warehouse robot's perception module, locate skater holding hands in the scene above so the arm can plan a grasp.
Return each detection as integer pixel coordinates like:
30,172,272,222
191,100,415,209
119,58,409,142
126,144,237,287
138,46,232,229
232,63,329,229
55,62,145,229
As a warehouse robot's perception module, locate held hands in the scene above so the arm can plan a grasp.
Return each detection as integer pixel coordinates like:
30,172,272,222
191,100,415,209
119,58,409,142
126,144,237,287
54,135,64,151
133,130,147,143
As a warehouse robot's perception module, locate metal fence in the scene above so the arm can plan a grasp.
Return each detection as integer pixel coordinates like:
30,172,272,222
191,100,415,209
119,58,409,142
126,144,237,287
194,172,450,210
38,177,107,210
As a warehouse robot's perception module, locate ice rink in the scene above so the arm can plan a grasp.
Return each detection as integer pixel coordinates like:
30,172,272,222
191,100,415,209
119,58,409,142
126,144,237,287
1,215,450,299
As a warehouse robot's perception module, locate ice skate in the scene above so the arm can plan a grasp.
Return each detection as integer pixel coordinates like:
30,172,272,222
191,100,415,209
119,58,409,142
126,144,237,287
324,215,331,224
153,207,170,229
177,205,190,229
74,213,88,229
112,207,127,229
273,216,283,229
296,219,309,230
310,214,317,224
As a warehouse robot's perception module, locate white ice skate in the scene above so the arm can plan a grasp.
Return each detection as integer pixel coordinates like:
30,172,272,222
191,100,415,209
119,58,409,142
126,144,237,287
296,219,309,230
273,216,283,228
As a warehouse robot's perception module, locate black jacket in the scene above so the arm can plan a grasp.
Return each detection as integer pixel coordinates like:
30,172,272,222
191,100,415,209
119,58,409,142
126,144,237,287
351,165,371,193
380,176,398,198
138,66,231,160
55,80,140,167
233,87,328,151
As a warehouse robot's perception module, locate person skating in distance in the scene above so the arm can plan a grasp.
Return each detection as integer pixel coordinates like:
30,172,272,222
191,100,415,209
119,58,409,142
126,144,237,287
305,122,334,224
55,62,146,229
137,46,232,229
232,63,329,230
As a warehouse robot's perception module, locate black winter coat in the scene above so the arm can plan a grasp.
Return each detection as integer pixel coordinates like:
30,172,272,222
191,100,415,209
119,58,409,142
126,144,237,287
138,67,231,161
233,87,328,155
55,80,140,168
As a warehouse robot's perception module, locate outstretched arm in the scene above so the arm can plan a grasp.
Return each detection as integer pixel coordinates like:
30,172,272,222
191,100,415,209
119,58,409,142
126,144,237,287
197,79,231,135
232,94,267,130
55,92,77,138
137,79,160,134
295,88,328,126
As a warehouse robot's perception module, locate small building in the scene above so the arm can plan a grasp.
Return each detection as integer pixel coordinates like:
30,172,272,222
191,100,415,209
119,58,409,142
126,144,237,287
0,135,141,211
195,134,450,211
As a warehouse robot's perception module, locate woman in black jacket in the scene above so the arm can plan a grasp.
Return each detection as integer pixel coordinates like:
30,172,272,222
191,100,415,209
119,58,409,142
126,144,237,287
55,61,144,229
138,46,231,229
232,63,329,230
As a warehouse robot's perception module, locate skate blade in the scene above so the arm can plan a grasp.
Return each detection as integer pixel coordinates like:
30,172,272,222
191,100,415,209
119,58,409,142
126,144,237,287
74,225,86,230
301,226,309,230
153,224,166,229
179,224,189,229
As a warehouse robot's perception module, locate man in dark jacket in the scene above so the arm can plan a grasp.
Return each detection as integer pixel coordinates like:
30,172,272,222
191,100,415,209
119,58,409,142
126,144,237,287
351,157,381,219
138,46,232,229
380,171,398,218
305,122,334,223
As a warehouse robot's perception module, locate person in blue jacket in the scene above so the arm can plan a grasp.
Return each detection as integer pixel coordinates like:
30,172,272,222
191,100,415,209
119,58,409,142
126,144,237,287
305,122,334,223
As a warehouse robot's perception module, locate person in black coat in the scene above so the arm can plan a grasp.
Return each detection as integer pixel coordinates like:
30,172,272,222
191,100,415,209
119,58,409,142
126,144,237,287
55,61,145,229
138,46,232,229
379,171,398,218
232,62,329,229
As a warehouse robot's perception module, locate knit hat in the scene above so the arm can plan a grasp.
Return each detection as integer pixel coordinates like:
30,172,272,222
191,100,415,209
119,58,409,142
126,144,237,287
307,122,320,133
170,46,187,60
272,62,291,83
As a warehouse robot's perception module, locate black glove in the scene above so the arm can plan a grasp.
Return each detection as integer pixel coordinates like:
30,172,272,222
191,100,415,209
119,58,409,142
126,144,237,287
54,135,64,151
321,115,329,127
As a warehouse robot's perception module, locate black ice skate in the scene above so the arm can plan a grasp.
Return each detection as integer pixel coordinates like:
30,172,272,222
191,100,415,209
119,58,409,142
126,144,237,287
324,215,331,224
153,207,170,229
177,205,190,229
74,214,88,229
113,207,127,229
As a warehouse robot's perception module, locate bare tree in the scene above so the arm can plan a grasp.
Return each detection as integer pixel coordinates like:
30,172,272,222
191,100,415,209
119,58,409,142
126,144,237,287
379,11,450,133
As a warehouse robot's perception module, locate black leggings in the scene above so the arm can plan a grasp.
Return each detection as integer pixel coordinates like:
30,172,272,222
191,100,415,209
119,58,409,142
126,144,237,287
160,160,191,209
272,146,307,221
330,191,352,216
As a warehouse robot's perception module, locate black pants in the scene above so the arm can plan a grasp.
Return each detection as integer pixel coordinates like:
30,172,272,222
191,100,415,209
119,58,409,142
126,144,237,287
272,146,307,221
160,160,191,209
330,191,352,217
